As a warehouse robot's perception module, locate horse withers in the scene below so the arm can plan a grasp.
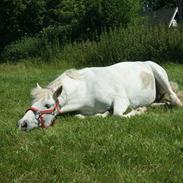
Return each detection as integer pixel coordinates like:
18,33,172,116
17,61,182,131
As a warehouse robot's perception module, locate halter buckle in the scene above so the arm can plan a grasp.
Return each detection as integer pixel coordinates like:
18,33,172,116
35,111,41,120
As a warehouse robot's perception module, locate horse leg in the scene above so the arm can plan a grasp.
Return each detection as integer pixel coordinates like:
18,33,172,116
151,102,167,107
113,96,130,117
75,114,86,119
95,111,110,118
123,107,147,118
75,111,110,119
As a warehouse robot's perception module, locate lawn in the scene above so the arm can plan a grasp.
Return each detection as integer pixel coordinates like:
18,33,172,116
0,61,183,183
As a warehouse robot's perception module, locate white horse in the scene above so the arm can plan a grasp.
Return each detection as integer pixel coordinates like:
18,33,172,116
17,61,182,131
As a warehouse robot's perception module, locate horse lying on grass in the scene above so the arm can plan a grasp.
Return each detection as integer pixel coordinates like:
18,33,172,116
17,61,182,131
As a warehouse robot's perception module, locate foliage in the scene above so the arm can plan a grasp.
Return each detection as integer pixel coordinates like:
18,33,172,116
1,36,40,60
69,0,141,39
2,25,183,64
0,0,46,50
0,0,141,54
38,25,72,61
58,25,183,66
1,25,71,61
0,62,183,182
141,0,177,11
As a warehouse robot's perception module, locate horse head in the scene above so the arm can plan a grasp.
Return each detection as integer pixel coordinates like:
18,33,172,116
17,84,63,131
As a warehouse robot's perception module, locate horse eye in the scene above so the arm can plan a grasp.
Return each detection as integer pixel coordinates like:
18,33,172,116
45,104,51,108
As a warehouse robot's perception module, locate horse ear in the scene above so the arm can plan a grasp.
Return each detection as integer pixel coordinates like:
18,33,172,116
36,83,42,89
53,86,63,101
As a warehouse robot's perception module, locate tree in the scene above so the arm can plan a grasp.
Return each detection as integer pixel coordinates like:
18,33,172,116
142,0,183,22
0,0,25,50
0,0,46,51
0,0,142,54
71,0,141,40
42,0,142,40
141,0,176,11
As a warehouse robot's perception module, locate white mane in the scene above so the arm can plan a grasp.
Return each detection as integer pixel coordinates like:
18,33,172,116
31,87,52,103
65,69,83,79
47,69,82,92
31,69,82,102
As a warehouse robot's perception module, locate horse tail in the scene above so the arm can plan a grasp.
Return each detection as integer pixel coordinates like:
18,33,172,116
170,81,183,103
145,61,182,107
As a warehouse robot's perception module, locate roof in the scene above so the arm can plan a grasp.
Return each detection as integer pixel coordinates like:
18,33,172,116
153,7,178,24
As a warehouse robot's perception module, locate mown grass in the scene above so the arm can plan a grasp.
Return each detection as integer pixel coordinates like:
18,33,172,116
0,61,183,183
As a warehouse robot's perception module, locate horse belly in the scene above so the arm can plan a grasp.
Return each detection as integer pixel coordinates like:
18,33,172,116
126,73,156,107
129,88,156,108
79,99,111,115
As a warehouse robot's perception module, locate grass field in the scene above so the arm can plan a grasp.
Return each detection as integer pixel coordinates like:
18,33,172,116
0,61,183,183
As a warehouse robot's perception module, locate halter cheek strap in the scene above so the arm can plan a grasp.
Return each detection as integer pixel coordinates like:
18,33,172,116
25,99,62,128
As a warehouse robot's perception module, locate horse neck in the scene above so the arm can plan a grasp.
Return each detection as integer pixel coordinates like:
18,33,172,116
47,75,64,93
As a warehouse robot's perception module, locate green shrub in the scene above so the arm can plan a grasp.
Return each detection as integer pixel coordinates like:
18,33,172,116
58,25,183,66
0,0,141,54
70,0,141,40
1,25,71,62
2,25,183,65
1,36,40,61
38,25,72,61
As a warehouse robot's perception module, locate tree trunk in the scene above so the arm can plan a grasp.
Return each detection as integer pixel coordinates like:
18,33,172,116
177,0,183,22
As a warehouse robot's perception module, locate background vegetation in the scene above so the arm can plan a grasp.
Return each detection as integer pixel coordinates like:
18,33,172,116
1,0,183,64
0,0,141,55
3,25,183,65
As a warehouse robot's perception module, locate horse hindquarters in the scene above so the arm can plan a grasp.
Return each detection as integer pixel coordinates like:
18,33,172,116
146,61,182,107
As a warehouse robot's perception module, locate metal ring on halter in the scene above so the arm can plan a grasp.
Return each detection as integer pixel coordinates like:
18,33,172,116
35,111,41,120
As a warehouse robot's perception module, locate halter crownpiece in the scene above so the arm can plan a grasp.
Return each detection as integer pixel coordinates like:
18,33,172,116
25,99,62,128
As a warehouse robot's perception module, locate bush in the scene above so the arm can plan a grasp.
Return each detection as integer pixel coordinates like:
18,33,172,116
38,25,72,61
0,0,141,55
1,25,71,62
1,37,40,61
70,0,141,40
2,25,183,65
58,25,183,66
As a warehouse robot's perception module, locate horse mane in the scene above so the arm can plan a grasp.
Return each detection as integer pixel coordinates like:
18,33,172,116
31,69,82,103
47,69,82,91
65,69,82,79
31,87,52,103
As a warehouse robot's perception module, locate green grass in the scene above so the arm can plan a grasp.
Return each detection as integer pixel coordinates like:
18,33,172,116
0,61,183,183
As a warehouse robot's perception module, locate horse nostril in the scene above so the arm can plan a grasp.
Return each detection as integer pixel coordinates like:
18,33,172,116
21,121,28,128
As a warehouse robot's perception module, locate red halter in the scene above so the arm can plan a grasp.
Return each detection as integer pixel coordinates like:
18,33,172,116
25,99,62,128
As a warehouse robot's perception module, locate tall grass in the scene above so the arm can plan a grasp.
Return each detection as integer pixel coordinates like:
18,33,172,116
1,37,40,61
2,25,183,65
59,25,183,67
1,25,71,62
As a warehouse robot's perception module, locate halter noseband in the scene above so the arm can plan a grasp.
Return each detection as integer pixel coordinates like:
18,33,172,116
25,99,62,128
